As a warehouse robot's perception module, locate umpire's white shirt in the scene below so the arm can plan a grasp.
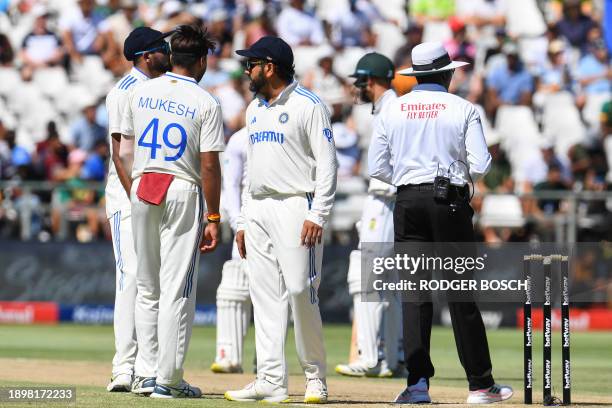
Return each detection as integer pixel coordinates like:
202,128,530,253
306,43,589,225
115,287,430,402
121,72,225,185
242,80,338,227
368,89,397,196
105,66,149,218
368,83,491,186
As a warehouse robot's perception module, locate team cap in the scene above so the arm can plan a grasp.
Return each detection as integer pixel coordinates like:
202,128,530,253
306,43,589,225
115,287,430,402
124,27,173,61
349,52,395,87
235,36,294,69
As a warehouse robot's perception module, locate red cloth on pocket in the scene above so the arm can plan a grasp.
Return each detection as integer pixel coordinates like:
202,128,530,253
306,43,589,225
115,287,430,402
136,172,175,205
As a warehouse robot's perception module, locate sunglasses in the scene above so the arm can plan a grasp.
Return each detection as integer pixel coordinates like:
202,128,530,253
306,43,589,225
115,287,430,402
134,42,170,56
245,59,269,71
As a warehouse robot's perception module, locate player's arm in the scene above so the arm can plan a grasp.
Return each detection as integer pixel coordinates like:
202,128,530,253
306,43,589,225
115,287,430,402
111,133,133,195
367,114,393,184
223,130,246,232
199,102,225,253
302,103,338,247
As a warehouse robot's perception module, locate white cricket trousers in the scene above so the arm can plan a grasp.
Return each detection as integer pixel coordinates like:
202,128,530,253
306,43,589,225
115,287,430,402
245,194,327,387
109,210,137,377
130,177,204,387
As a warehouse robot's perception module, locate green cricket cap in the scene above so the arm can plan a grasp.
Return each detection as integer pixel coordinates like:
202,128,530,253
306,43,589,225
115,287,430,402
350,52,395,86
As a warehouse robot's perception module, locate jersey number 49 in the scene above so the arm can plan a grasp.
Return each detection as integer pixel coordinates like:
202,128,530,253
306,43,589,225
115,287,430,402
138,117,187,161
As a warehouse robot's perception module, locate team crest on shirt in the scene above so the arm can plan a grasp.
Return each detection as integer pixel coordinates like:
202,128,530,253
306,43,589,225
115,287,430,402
323,128,333,142
279,112,289,124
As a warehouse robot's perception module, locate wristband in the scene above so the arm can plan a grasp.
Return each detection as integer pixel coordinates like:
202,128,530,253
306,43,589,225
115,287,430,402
206,212,221,223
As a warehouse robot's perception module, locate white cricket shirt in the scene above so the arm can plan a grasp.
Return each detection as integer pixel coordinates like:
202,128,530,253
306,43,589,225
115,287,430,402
241,81,338,227
368,89,397,197
105,66,149,218
368,83,491,187
121,72,225,186
222,127,248,231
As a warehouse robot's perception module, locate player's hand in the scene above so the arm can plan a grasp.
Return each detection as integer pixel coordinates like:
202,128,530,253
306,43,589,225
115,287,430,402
300,220,322,248
200,223,219,253
236,230,246,259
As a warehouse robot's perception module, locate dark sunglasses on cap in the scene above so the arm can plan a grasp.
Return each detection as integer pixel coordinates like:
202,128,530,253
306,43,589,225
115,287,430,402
134,41,170,56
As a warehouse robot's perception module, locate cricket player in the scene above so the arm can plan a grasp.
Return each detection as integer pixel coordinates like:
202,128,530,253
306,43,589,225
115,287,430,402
119,24,224,398
335,53,403,379
105,26,172,393
211,127,251,374
225,36,338,404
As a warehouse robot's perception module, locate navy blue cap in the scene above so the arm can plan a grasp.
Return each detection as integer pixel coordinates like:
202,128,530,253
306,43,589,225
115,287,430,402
124,27,173,61
235,36,294,68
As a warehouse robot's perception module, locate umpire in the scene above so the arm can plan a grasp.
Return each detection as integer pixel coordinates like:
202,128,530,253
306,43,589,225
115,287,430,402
368,42,513,404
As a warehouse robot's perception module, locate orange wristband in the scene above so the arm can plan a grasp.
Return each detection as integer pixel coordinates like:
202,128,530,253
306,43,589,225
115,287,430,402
206,212,221,223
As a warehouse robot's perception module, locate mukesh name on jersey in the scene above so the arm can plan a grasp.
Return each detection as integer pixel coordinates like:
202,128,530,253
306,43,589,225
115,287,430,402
138,96,197,119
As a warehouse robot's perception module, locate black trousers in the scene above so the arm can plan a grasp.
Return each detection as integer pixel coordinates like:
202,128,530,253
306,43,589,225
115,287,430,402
394,185,494,391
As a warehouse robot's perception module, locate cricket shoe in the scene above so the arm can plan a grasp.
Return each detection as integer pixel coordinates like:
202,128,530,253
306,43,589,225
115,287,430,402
304,378,328,404
211,359,244,374
365,360,393,378
150,380,202,399
225,379,289,403
131,376,156,396
393,378,431,404
106,373,132,392
466,383,513,404
335,360,378,377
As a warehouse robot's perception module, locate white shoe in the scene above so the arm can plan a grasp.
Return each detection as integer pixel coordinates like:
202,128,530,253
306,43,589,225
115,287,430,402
225,379,289,403
335,360,383,378
211,359,243,374
304,378,328,404
365,360,393,378
394,378,431,404
106,373,132,392
150,380,202,399
466,384,513,404
131,376,156,395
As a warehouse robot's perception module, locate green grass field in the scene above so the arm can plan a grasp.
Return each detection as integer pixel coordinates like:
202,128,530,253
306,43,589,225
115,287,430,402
0,324,610,407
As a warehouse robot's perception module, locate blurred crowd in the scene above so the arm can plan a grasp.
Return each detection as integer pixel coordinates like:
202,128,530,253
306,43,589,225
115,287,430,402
0,0,610,243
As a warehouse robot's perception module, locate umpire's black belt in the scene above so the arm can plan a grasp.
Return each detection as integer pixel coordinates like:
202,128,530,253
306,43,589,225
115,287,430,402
397,183,468,194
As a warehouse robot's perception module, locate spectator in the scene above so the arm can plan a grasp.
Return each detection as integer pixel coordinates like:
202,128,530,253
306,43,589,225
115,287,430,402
0,32,14,66
69,99,106,152
393,23,423,67
0,120,13,179
409,0,455,42
330,100,360,179
19,5,65,71
485,42,534,118
207,8,233,58
81,140,108,181
33,122,68,181
101,0,142,75
51,149,103,241
326,0,378,48
302,54,348,106
276,0,325,46
445,16,477,99
242,9,277,48
534,164,569,214
555,0,597,53
537,39,572,94
575,39,611,97
152,0,198,33
59,0,110,65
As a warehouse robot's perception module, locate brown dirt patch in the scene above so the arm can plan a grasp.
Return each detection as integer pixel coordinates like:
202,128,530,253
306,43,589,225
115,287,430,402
0,358,609,407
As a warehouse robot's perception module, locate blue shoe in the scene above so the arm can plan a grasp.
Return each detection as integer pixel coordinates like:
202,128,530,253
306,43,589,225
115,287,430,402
150,380,202,399
131,376,155,396
394,378,431,404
